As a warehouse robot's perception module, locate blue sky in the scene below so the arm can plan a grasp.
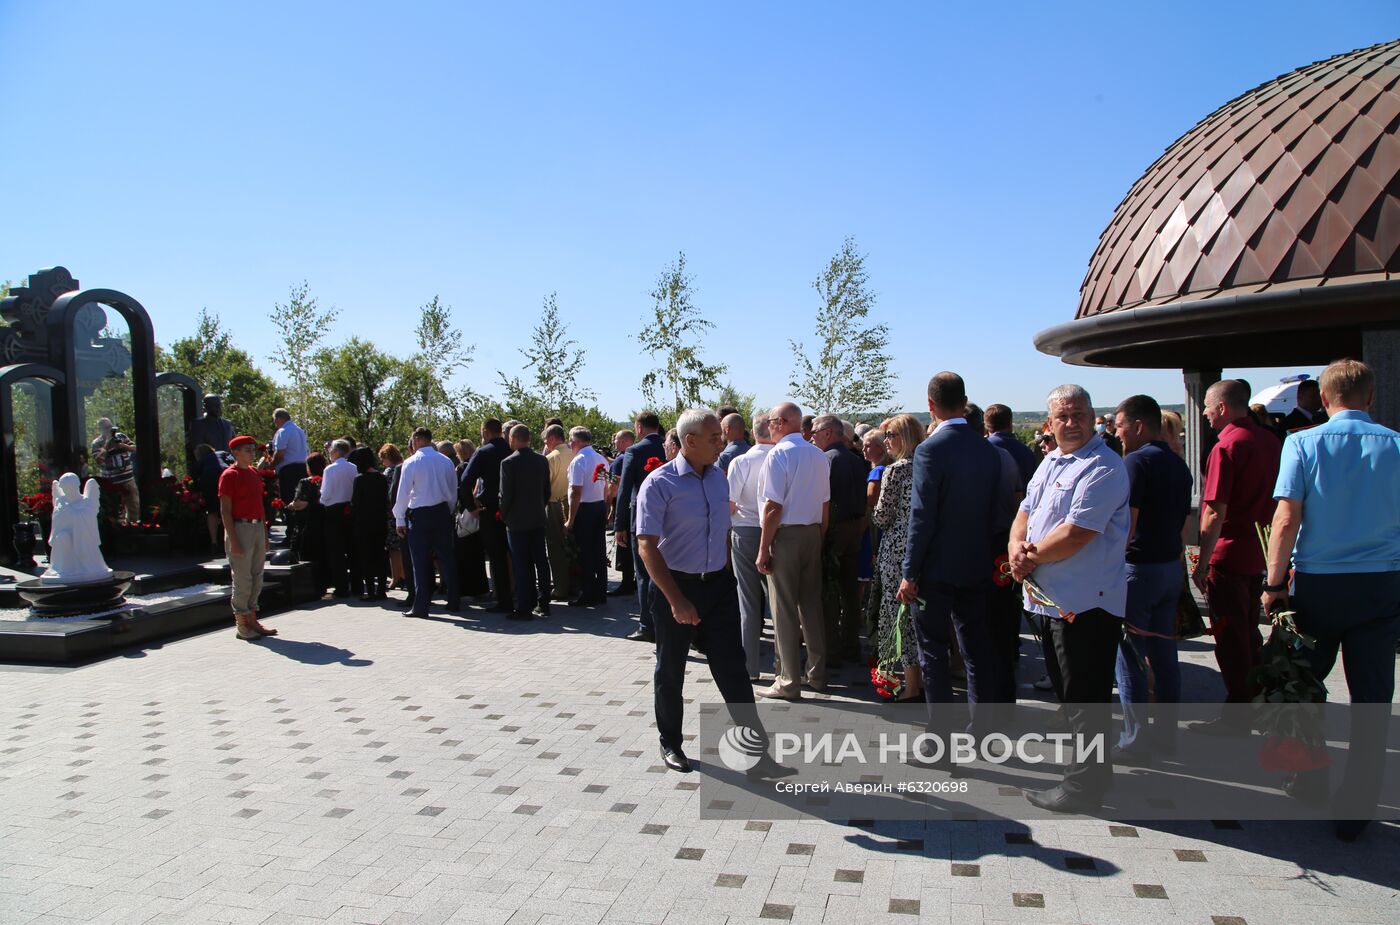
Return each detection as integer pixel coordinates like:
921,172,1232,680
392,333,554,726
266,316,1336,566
1,3,1389,418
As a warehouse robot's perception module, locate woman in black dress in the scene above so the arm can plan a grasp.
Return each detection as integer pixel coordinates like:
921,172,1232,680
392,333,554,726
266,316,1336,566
348,446,389,600
287,452,328,593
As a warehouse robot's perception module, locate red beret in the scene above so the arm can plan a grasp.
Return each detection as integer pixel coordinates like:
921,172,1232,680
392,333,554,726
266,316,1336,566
229,435,257,450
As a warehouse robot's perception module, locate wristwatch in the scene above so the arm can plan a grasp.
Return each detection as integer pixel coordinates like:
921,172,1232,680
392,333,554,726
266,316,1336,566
1262,580,1289,593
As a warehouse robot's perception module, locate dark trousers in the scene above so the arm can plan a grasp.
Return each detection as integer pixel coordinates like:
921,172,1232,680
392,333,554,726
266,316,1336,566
407,502,458,616
323,502,349,594
913,583,998,730
1036,612,1066,702
652,570,765,752
1291,570,1400,820
1206,565,1263,703
821,517,865,660
574,501,607,602
1048,608,1123,798
278,463,307,504
987,580,1023,703
455,531,490,597
633,531,655,631
351,524,387,596
479,512,514,610
507,527,550,613
616,531,635,586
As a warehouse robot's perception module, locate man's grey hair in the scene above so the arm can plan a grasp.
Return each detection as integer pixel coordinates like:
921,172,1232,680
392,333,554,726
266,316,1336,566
1046,384,1092,411
812,413,842,434
841,420,855,442
752,412,772,441
273,408,290,422
676,408,717,441
721,412,744,433
331,439,351,457
542,424,566,443
854,423,872,439
509,424,531,443
503,420,521,435
569,426,592,444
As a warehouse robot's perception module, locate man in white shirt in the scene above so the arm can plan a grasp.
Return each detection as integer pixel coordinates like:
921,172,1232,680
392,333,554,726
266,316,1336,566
728,412,776,680
319,439,357,597
756,402,831,699
565,427,609,606
270,409,309,504
393,427,461,618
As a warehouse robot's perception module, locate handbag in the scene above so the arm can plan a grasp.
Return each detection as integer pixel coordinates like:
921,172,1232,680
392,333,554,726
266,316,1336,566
455,507,480,538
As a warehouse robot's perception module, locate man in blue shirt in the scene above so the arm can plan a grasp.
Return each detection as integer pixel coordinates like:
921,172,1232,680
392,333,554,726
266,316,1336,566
1263,359,1400,841
1112,395,1192,763
635,408,791,780
270,409,309,505
1009,384,1130,813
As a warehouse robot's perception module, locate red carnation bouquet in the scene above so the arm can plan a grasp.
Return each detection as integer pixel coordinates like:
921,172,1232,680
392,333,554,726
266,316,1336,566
643,457,664,475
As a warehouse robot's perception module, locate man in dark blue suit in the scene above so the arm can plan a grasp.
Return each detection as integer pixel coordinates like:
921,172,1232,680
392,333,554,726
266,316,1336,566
614,410,666,642
461,418,514,614
898,372,1003,733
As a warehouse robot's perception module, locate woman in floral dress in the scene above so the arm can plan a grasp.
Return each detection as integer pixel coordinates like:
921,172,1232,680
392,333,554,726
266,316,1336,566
872,413,926,700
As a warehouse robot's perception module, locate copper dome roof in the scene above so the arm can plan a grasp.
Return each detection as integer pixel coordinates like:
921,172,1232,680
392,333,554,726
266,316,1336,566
1037,40,1400,368
1079,39,1399,319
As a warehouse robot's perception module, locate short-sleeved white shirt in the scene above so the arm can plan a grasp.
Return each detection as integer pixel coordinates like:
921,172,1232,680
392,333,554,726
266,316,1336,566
567,445,607,504
727,443,773,528
759,433,831,526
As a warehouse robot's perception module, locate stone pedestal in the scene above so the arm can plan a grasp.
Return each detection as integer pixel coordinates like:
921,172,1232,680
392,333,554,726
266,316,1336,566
1363,326,1400,431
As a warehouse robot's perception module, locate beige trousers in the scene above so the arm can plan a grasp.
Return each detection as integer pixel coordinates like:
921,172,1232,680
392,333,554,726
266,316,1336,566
766,523,826,694
228,521,267,614
545,500,572,600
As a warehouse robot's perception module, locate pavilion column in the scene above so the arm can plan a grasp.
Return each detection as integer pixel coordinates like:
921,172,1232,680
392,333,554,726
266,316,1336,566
1183,366,1221,531
1362,326,1400,431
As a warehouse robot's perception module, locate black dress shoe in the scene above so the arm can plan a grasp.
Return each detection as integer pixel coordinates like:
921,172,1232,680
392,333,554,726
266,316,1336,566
507,611,534,621
608,585,637,597
746,755,798,780
1024,785,1102,814
660,745,692,773
626,628,655,642
1334,819,1369,842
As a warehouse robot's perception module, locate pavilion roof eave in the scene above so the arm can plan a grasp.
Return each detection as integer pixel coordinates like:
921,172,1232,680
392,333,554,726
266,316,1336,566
1035,278,1400,369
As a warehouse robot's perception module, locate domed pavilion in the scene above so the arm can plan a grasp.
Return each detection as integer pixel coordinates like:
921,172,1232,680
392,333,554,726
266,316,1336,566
1035,39,1400,497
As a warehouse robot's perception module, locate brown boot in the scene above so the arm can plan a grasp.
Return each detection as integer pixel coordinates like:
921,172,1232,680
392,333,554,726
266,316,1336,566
250,610,278,636
235,613,263,641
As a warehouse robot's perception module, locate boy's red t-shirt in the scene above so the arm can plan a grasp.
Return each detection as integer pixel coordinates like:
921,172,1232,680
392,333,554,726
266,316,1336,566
218,465,266,520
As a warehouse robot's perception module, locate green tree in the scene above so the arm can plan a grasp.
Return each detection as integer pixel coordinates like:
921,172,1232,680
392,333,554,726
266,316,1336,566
311,337,411,451
510,291,594,410
789,237,895,421
711,381,760,423
268,281,337,429
637,252,726,414
409,295,477,434
164,308,286,439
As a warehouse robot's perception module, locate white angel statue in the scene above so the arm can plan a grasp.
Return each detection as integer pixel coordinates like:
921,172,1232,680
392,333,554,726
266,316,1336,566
41,473,114,585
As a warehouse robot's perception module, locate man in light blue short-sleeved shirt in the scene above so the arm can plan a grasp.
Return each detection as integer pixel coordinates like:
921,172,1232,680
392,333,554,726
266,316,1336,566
1262,359,1400,840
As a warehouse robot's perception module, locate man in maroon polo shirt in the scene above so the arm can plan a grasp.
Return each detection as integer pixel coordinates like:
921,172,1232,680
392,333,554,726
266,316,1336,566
1191,379,1280,724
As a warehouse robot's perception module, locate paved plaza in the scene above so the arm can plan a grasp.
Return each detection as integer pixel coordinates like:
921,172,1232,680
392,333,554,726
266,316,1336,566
2,591,1397,925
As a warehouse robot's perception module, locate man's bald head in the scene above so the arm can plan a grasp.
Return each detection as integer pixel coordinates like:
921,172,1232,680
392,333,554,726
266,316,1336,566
769,402,802,439
721,413,745,442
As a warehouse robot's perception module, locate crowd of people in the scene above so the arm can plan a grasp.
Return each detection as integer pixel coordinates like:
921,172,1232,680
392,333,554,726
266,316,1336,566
203,358,1399,839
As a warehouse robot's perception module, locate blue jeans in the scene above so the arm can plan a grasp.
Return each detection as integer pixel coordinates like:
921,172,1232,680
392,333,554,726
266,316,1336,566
507,528,551,613
1115,560,1182,752
406,502,458,617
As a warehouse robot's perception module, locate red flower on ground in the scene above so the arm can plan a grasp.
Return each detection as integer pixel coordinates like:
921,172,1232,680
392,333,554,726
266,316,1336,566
1258,736,1331,772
